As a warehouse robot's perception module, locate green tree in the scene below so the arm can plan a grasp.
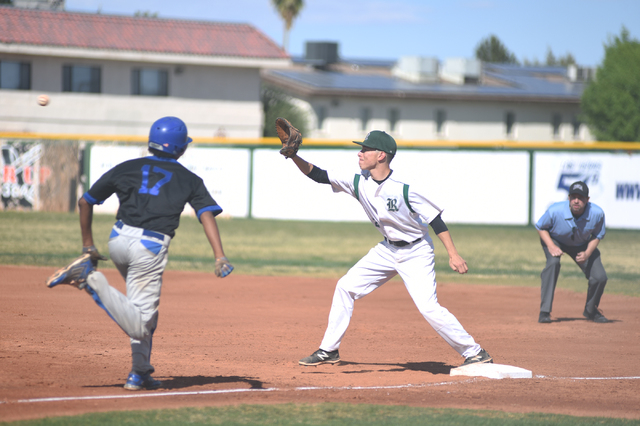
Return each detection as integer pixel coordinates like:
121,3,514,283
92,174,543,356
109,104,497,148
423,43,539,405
261,85,308,137
134,11,158,18
523,48,576,67
475,35,518,64
271,0,304,52
581,27,640,141
0,0,14,4
544,47,576,67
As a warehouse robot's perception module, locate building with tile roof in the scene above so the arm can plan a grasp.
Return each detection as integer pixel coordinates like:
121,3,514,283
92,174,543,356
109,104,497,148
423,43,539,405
0,6,290,138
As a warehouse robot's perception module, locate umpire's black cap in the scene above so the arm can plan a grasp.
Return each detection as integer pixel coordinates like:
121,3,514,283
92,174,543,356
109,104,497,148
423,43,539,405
569,181,589,197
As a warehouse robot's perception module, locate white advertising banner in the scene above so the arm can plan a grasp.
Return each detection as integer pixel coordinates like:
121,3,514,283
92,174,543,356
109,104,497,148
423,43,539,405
533,152,640,229
251,149,368,222
88,145,250,218
87,146,639,228
251,149,530,225
392,150,530,225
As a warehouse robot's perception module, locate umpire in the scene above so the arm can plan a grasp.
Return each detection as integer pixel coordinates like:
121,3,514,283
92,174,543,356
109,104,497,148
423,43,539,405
535,181,608,324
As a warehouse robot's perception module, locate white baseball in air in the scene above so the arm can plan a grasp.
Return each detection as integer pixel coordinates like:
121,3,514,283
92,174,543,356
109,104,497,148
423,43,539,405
37,94,49,106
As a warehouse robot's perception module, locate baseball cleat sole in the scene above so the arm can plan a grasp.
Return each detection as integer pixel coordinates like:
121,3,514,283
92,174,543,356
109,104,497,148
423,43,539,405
46,253,94,289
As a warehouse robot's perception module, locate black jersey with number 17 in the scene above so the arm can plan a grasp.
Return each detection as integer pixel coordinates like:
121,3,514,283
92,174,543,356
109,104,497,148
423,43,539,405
83,156,222,237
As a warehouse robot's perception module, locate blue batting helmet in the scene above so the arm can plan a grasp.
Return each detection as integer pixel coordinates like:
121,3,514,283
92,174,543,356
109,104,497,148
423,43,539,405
148,116,192,156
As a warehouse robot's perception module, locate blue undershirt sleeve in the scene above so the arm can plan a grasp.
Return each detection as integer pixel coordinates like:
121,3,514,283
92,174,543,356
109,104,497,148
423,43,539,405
197,205,223,221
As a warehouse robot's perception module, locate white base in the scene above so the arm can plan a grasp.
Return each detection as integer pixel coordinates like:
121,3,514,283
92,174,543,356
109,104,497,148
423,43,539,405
450,363,532,379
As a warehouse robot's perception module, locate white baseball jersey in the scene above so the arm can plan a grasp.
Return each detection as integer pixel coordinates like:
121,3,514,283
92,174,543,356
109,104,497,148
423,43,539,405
329,169,442,245
318,167,482,359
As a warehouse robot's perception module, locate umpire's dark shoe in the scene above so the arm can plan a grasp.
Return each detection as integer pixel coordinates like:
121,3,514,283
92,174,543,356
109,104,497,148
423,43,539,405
584,308,609,323
299,349,340,366
538,312,552,323
459,349,493,367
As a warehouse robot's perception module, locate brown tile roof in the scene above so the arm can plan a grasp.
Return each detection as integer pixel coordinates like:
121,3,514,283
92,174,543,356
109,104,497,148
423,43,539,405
0,7,288,59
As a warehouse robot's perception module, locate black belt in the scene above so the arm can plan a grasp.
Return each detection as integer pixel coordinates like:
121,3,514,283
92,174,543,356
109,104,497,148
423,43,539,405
385,237,421,247
115,220,165,241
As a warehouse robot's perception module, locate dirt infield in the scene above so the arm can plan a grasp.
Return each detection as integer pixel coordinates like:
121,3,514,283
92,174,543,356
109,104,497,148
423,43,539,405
1,265,639,422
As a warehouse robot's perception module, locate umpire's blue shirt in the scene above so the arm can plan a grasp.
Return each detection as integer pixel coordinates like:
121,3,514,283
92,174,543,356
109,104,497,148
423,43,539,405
535,201,606,247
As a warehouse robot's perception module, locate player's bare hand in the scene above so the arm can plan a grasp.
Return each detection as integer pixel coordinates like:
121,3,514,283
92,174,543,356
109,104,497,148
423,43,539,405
83,245,108,266
215,257,234,278
449,254,468,274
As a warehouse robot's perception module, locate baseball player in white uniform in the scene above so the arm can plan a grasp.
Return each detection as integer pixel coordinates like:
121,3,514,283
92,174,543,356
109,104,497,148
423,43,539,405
290,130,492,367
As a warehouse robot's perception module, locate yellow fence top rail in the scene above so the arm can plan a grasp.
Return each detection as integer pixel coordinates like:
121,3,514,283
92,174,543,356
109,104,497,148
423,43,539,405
1,132,640,151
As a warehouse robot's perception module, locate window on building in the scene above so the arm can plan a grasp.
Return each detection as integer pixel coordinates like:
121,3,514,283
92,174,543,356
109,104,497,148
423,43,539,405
505,112,516,137
552,113,562,138
435,109,446,136
572,115,582,140
361,107,371,131
0,61,31,90
62,65,101,93
317,106,326,130
389,108,399,132
132,68,168,96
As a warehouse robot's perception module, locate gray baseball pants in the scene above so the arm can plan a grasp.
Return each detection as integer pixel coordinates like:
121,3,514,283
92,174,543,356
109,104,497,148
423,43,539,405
85,222,170,376
539,238,607,316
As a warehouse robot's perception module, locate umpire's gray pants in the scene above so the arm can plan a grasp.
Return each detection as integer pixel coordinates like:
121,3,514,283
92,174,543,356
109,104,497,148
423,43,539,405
86,222,170,376
539,238,607,315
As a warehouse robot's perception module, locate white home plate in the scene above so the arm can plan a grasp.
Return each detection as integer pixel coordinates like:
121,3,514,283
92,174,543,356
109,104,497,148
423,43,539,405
450,363,532,379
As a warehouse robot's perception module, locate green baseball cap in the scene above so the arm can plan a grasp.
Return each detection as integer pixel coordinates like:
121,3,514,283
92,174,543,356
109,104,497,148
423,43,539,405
353,131,397,155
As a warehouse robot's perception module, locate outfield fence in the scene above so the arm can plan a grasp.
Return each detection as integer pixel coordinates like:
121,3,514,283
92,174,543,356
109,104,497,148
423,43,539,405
2,134,639,229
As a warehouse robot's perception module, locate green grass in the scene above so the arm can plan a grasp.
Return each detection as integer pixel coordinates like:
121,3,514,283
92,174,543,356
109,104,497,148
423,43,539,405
6,403,640,425
1,211,638,296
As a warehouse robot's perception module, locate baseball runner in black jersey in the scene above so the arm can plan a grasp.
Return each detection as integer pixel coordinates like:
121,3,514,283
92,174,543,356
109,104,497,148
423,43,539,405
46,116,233,390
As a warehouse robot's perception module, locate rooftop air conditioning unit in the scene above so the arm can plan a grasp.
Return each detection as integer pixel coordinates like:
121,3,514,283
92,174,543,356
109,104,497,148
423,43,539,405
440,58,481,85
305,42,339,69
391,56,439,83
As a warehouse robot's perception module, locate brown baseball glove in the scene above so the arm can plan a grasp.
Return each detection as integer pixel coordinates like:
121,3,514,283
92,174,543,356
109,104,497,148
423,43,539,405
275,117,302,159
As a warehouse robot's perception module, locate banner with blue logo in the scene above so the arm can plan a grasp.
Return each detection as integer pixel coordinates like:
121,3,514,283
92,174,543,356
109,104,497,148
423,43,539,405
534,152,640,230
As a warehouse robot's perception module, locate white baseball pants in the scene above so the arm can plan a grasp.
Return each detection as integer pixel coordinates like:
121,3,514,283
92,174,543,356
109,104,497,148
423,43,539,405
319,240,481,359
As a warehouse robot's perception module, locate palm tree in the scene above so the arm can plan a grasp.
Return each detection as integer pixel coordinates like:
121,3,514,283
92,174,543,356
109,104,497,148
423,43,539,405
271,0,304,52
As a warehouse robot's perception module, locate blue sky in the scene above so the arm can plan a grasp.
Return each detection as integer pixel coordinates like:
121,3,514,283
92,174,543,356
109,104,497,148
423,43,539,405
65,0,639,67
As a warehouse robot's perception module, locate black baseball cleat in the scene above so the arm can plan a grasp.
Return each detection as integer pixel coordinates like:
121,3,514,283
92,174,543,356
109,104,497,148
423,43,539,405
538,312,552,323
299,349,340,366
459,349,493,367
583,308,609,323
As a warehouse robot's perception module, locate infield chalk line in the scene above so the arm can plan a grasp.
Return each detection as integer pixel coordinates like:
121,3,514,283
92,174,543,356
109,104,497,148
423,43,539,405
535,375,640,380
11,380,471,405
8,376,640,405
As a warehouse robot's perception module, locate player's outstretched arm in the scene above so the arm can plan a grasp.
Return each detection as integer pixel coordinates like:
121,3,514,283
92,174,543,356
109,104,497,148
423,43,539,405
200,211,234,278
291,154,314,175
436,230,468,274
